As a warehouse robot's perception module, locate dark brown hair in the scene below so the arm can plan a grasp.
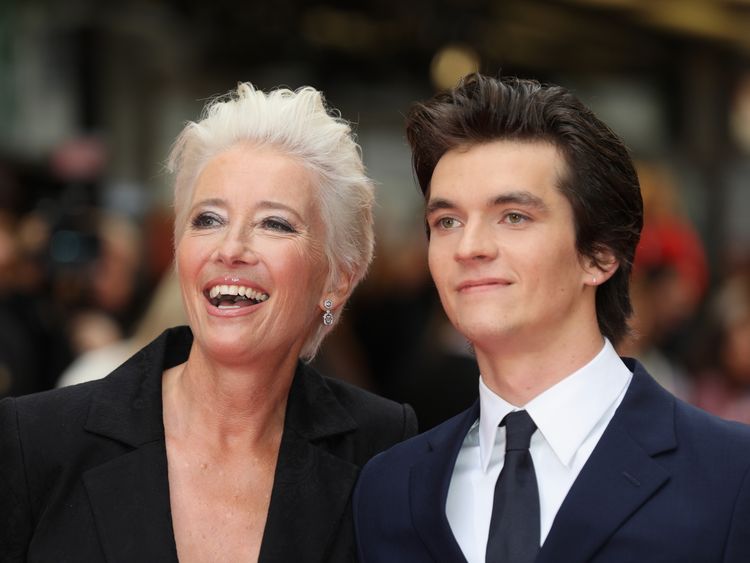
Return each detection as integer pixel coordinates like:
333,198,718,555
405,73,643,344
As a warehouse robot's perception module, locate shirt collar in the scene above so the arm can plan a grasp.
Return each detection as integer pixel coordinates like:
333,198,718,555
477,338,632,471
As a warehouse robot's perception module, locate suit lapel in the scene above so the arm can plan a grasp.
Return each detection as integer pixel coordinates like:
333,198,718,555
538,361,677,562
82,327,189,562
258,364,360,563
409,402,479,563
83,441,178,562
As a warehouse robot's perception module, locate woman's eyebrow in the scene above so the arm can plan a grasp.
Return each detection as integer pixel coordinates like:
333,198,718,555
256,200,304,222
191,197,226,210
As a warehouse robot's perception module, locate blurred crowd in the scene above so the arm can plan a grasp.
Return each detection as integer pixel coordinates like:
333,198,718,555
0,138,184,397
2,143,750,429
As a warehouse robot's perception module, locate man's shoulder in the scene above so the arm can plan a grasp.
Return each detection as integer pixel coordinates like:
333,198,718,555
626,360,750,464
673,395,750,453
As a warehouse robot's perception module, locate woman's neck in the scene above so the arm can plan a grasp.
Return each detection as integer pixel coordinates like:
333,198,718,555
162,343,297,451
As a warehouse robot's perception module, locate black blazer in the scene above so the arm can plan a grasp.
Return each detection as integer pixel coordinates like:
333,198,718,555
354,359,750,562
0,326,417,562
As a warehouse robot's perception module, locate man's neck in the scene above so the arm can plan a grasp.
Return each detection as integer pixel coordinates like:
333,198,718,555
475,326,606,406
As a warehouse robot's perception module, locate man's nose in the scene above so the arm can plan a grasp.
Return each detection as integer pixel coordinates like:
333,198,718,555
455,221,498,262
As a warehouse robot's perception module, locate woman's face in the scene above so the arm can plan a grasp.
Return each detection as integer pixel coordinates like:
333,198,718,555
175,143,329,366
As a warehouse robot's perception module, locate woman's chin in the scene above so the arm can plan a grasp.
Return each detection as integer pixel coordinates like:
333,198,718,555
194,333,265,365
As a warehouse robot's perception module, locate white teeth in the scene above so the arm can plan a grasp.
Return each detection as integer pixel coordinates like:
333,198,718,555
208,284,270,302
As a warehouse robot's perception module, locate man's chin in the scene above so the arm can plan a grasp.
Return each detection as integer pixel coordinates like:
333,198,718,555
453,320,515,347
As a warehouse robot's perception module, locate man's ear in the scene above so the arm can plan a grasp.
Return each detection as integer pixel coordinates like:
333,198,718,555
583,248,619,287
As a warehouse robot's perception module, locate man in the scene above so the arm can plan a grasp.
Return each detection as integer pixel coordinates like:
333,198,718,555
354,74,750,562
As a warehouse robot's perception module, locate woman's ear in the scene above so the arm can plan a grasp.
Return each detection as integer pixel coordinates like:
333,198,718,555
583,248,620,287
321,269,355,313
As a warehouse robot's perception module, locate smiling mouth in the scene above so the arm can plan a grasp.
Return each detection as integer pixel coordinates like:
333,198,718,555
204,284,270,309
457,280,512,292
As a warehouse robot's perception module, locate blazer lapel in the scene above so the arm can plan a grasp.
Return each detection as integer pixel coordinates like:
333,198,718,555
258,364,361,563
538,361,677,563
83,442,178,562
409,402,479,563
81,328,188,562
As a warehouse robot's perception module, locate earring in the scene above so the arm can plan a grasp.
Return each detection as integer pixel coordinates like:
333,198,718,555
592,276,597,285
322,299,334,326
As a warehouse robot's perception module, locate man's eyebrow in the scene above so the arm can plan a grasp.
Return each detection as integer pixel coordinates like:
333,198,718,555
492,191,549,211
426,191,549,216
425,198,455,216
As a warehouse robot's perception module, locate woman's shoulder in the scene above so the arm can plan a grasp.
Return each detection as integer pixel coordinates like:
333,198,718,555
0,379,111,485
321,374,409,419
292,363,418,458
3,377,105,428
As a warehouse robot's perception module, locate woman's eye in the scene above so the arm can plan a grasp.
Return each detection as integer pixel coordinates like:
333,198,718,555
262,217,295,233
191,212,223,229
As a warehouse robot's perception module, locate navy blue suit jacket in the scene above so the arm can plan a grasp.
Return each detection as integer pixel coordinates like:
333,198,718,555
354,359,750,562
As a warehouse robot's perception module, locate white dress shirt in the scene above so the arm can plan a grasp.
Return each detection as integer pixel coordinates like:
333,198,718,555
445,339,632,563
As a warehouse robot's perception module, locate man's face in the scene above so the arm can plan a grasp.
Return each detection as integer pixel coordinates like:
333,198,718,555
426,140,596,353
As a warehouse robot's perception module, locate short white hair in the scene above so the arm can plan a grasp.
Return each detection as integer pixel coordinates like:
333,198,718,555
167,83,375,360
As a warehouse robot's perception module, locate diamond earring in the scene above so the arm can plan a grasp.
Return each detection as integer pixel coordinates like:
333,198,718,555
322,299,334,326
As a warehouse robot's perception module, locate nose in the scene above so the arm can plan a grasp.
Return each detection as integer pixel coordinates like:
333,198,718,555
455,221,497,262
215,225,258,266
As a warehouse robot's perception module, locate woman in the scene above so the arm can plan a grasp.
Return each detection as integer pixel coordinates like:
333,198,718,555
0,84,417,562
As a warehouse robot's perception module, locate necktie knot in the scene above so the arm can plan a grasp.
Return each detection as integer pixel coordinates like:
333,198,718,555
502,410,537,451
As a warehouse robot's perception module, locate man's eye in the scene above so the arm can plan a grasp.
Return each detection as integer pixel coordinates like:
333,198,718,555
262,217,295,233
438,217,460,229
505,212,527,224
191,213,222,228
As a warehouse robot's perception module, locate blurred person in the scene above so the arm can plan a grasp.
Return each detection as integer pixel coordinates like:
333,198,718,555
691,273,750,424
619,162,709,397
90,213,147,333
392,304,480,431
354,74,750,563
43,136,149,359
0,83,416,562
56,267,187,388
0,211,20,396
0,190,74,397
623,268,692,398
0,211,16,296
56,212,150,363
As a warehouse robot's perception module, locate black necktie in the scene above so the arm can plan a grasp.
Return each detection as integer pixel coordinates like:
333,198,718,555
486,409,540,563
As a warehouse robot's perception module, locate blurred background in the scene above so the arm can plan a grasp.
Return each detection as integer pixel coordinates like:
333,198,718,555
2,0,750,429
